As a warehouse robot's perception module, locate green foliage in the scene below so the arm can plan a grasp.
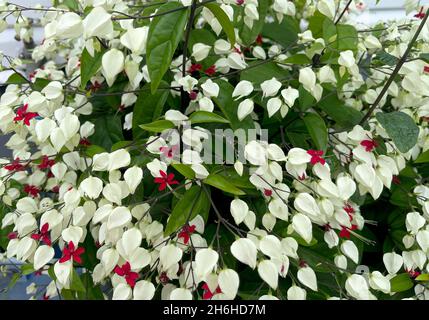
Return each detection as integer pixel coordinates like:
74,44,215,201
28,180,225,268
133,82,170,139
146,2,189,93
303,112,328,151
376,112,419,153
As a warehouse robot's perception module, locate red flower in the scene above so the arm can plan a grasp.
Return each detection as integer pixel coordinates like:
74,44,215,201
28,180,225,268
360,139,378,152
264,189,272,197
79,138,92,146
415,7,425,19
178,224,196,245
38,156,55,170
4,158,26,171
159,272,170,284
236,0,244,5
159,145,178,159
406,268,421,278
187,64,202,74
154,170,179,191
202,283,222,300
59,241,85,264
114,262,139,288
89,81,102,92
31,223,51,246
339,224,358,239
343,204,355,221
256,34,263,45
7,232,18,240
189,91,198,100
307,150,325,165
204,65,216,76
14,104,39,126
24,185,40,198
392,175,401,185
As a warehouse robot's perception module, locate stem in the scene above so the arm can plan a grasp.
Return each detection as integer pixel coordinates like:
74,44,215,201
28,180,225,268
335,0,353,24
359,8,429,125
180,0,198,109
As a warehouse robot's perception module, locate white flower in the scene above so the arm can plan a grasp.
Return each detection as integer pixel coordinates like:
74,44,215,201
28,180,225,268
56,12,83,39
338,50,356,68
120,27,149,55
258,260,278,289
34,245,54,270
195,248,219,278
292,213,312,243
297,266,317,291
231,238,257,269
201,79,220,97
192,43,211,61
83,6,113,39
102,49,125,87
159,244,183,270
80,176,103,199
218,269,239,299
244,141,267,166
124,166,143,194
287,285,306,300
317,0,336,20
261,78,282,98
237,99,254,120
299,67,316,92
230,198,249,225
341,240,359,264
232,80,254,100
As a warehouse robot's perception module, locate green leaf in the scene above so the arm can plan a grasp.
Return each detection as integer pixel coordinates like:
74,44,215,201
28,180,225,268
390,273,414,293
89,115,124,151
204,3,235,47
416,274,429,282
21,263,35,275
6,72,28,85
132,81,170,139
376,112,419,153
8,273,21,289
146,2,188,93
336,24,358,51
238,0,269,46
303,113,328,151
80,48,104,90
32,78,51,91
70,268,86,293
318,93,363,128
111,140,132,151
419,53,429,63
240,61,287,84
189,111,229,124
415,150,429,163
212,80,254,132
85,145,107,157
283,54,312,65
203,174,245,196
164,186,203,236
139,120,175,133
63,0,79,11
298,85,316,111
376,51,399,66
172,163,196,179
262,16,300,48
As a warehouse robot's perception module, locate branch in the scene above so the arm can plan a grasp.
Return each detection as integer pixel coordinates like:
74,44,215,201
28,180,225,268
180,0,198,109
335,0,353,24
359,9,429,125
